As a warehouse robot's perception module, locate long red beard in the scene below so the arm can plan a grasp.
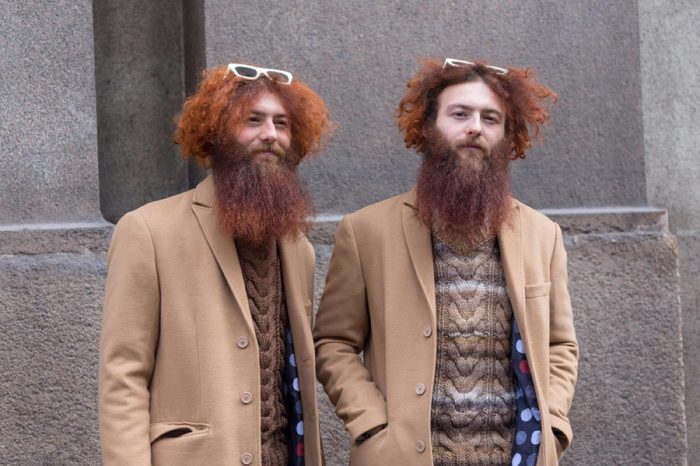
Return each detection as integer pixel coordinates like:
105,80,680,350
415,128,512,246
210,144,314,246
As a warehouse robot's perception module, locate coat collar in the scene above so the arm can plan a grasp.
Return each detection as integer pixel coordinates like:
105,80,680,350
400,188,526,328
190,175,307,337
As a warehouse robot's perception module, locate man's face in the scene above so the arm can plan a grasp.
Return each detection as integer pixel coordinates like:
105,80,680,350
235,91,291,165
434,80,506,170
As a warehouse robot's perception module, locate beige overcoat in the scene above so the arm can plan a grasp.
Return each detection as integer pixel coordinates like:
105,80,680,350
99,176,322,466
314,190,578,466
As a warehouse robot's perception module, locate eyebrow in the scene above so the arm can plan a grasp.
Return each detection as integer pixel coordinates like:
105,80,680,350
248,109,288,119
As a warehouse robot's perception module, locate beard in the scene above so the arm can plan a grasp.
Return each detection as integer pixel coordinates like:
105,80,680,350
415,127,512,247
209,142,314,246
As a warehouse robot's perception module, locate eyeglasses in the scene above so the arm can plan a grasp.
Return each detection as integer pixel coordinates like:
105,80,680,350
226,63,293,85
443,57,508,76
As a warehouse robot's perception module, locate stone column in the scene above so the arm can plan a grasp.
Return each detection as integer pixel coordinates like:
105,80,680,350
640,0,700,463
0,1,108,463
197,1,685,464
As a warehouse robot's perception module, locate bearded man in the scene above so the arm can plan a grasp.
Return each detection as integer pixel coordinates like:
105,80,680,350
313,58,578,466
99,63,331,466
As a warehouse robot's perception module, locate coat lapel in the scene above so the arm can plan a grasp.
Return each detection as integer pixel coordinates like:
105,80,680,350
401,190,436,320
497,200,528,341
278,238,309,327
191,176,254,334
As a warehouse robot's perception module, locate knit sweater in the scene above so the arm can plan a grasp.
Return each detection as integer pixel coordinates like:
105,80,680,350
236,240,289,466
430,235,515,466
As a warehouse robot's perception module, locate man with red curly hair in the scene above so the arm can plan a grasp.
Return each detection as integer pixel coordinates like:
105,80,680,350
314,58,578,465
99,63,331,466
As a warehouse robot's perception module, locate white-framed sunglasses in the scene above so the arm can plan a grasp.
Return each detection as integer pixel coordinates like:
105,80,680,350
443,57,508,76
226,63,293,85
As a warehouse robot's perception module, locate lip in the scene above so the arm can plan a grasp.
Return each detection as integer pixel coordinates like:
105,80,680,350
254,151,279,161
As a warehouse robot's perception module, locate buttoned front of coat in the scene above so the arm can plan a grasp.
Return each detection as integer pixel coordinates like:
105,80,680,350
314,189,578,466
99,176,322,466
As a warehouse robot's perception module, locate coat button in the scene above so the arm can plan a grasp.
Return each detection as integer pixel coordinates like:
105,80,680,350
241,452,253,464
415,383,426,395
236,336,249,349
416,440,426,452
240,392,253,404
423,326,432,337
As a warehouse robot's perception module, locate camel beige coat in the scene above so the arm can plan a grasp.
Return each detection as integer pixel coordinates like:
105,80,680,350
99,176,322,466
314,190,578,465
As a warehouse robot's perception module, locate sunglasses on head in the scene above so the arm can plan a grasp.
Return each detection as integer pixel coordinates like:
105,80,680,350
443,58,508,76
226,63,293,85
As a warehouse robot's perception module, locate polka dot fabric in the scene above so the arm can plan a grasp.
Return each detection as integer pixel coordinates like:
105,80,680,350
510,320,541,466
282,324,305,465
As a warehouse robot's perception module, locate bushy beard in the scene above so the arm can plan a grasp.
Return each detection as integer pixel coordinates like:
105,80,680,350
415,127,512,247
210,142,314,246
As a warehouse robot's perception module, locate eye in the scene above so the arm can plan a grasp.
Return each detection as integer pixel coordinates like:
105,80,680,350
247,115,261,124
274,119,289,128
451,111,468,119
483,114,500,124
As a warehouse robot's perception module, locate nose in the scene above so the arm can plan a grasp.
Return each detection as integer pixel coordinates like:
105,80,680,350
259,119,278,143
465,115,482,136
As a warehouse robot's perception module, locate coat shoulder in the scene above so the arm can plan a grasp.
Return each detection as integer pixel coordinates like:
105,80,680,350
116,188,197,232
513,198,560,236
346,191,412,229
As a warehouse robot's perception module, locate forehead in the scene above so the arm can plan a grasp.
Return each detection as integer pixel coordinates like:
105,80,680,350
437,80,505,114
248,91,287,115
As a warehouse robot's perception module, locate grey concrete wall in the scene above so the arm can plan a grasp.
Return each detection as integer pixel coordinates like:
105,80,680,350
0,229,108,465
202,0,647,213
639,1,700,462
0,0,110,463
1,1,102,224
93,0,188,223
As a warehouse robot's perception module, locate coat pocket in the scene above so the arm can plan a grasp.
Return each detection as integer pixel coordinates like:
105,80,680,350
524,281,551,299
150,421,210,444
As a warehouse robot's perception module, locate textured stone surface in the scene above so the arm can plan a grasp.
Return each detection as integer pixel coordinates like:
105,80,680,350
679,232,700,464
0,222,112,255
0,250,107,464
0,0,101,224
640,0,700,233
639,2,700,460
312,211,686,465
202,0,646,213
93,0,188,223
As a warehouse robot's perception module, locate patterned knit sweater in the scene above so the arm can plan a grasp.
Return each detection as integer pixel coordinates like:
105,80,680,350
430,235,515,466
236,240,289,466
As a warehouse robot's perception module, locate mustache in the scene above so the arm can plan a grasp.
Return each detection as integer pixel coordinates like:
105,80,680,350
454,137,489,153
250,143,285,157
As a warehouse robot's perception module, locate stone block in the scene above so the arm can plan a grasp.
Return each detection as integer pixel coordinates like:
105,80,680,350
0,247,108,464
0,0,101,224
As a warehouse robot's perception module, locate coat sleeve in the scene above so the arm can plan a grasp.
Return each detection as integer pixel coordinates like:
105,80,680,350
547,223,579,454
99,211,160,466
313,215,388,442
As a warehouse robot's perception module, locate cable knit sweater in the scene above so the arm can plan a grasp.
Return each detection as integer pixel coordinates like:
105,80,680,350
236,240,289,466
430,235,515,466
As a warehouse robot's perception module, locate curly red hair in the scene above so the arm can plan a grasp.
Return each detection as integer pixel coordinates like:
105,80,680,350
174,64,332,166
398,58,557,159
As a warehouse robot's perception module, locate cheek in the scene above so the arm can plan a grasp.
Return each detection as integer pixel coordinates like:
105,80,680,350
278,130,292,150
486,127,505,147
235,128,256,146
